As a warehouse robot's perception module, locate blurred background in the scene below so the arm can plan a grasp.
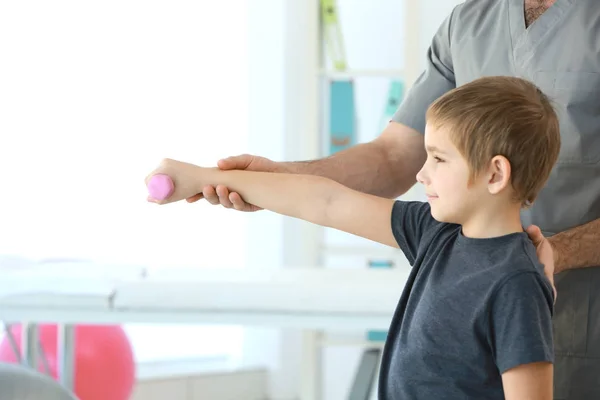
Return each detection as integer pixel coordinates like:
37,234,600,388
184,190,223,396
0,1,462,399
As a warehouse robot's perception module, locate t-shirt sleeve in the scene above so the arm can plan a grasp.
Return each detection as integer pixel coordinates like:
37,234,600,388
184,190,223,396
391,8,457,134
489,272,554,374
391,200,439,264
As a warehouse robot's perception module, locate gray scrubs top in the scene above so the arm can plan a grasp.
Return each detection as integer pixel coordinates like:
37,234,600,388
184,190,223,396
392,0,600,398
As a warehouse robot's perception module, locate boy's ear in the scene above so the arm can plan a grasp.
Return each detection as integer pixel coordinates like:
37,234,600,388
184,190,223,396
487,155,511,195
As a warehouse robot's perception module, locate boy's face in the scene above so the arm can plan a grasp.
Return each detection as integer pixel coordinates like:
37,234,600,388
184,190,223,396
416,124,487,224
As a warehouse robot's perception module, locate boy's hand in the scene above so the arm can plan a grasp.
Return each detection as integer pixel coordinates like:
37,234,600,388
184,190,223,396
526,225,557,303
145,158,206,205
186,154,279,211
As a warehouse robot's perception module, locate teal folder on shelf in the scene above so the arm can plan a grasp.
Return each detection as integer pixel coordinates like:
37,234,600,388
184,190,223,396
366,259,393,342
380,80,404,131
329,80,356,155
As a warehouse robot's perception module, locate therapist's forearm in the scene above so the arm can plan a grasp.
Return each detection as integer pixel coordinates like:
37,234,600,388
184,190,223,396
200,168,342,225
280,123,426,198
549,217,600,273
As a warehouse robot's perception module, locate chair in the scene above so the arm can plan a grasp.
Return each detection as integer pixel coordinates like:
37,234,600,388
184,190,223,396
0,362,78,400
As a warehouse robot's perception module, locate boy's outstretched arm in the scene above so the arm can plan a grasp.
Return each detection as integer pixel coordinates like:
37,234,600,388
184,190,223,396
501,362,553,400
146,158,399,248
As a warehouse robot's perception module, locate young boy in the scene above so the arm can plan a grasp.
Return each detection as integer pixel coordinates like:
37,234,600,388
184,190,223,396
145,76,559,399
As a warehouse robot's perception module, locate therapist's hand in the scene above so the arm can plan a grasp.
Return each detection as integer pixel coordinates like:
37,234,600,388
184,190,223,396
526,225,557,303
186,154,280,211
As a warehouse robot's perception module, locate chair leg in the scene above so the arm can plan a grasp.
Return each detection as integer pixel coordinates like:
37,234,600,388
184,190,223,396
347,348,381,400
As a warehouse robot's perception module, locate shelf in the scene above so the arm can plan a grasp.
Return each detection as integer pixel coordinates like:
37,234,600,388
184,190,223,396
317,68,404,79
320,244,404,258
317,338,386,349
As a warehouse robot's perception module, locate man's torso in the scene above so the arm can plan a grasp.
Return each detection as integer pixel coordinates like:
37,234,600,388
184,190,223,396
450,0,600,234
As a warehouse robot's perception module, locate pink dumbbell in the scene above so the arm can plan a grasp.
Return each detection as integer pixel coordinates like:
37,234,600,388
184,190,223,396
147,174,174,200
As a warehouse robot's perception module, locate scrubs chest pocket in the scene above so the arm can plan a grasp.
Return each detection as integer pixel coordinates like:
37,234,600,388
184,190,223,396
533,71,600,165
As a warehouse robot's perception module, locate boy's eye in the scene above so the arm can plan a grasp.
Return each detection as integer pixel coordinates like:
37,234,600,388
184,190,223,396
434,156,444,163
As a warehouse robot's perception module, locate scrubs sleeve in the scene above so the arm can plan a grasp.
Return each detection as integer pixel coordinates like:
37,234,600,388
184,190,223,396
391,9,457,134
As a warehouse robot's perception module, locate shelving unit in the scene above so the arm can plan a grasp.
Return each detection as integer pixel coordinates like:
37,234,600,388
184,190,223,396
317,337,386,350
315,0,422,278
317,69,405,78
286,1,465,397
297,1,423,399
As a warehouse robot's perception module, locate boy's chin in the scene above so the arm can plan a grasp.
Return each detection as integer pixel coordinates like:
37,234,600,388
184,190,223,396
430,208,457,224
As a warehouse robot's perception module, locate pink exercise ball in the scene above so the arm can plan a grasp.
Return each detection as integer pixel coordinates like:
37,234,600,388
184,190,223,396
0,324,135,400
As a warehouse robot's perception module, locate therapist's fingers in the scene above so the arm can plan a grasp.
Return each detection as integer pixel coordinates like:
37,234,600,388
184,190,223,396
202,185,221,205
229,192,263,212
216,185,234,208
525,225,544,246
186,193,204,203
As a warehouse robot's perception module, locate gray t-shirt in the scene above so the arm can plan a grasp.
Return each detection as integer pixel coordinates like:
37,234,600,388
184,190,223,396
379,200,554,400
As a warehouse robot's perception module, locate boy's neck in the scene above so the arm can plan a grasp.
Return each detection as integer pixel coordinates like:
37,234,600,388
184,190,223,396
461,203,523,239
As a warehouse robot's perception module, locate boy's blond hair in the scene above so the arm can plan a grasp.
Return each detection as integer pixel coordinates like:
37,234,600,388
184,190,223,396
426,76,560,207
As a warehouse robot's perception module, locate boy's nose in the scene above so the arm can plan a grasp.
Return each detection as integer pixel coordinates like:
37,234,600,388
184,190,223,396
416,167,427,185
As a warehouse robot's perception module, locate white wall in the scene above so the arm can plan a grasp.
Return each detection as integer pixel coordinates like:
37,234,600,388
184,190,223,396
241,1,305,399
0,0,250,376
242,0,329,398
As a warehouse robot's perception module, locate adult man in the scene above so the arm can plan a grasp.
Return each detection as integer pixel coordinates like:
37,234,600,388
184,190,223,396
190,0,600,398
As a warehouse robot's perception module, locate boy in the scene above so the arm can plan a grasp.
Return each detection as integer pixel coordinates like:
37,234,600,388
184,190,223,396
145,76,559,399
